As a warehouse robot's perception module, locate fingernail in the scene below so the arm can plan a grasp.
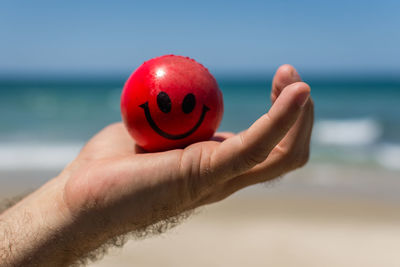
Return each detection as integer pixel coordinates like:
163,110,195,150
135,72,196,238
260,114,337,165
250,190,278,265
291,68,301,81
296,91,310,107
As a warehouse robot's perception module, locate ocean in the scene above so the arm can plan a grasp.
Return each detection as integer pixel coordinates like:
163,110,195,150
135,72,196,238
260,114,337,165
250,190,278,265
0,77,399,171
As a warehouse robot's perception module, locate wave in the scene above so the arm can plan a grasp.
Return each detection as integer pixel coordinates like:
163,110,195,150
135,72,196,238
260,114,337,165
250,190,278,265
0,139,398,172
313,118,382,146
0,142,83,170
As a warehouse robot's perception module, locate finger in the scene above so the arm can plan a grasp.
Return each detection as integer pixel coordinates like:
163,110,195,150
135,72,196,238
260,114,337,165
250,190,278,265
216,99,314,199
213,155,288,203
202,136,310,205
278,98,314,152
271,64,302,103
221,99,314,195
210,82,310,182
198,158,284,205
272,65,313,160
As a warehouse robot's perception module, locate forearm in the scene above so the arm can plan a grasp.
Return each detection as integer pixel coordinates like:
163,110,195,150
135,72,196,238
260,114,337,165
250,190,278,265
0,177,84,266
0,169,191,267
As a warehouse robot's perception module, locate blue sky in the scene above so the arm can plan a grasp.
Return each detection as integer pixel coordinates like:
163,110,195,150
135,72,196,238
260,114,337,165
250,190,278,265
1,0,399,77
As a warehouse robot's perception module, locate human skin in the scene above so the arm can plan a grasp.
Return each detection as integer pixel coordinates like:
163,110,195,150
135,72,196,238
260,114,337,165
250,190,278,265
0,65,313,267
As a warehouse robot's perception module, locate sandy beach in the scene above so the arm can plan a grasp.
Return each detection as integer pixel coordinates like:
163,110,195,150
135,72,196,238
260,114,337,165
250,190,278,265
87,164,400,267
1,163,400,266
89,196,400,267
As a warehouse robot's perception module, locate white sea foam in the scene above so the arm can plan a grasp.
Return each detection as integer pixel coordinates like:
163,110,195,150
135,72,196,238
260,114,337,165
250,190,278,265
0,142,83,170
375,144,400,170
313,118,382,146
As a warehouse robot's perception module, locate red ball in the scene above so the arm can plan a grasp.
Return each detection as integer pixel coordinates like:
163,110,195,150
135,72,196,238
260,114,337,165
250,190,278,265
121,55,224,152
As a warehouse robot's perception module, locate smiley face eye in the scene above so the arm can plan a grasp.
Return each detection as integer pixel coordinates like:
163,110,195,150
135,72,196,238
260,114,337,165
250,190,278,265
182,93,196,114
157,91,171,113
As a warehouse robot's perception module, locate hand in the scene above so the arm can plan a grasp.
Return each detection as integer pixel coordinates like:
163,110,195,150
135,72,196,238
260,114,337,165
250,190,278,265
0,65,313,266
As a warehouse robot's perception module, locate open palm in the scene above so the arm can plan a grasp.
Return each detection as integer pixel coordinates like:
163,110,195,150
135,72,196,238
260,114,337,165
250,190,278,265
61,64,313,238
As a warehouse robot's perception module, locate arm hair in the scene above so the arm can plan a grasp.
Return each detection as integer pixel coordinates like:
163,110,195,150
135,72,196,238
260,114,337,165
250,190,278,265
71,209,194,266
0,193,195,267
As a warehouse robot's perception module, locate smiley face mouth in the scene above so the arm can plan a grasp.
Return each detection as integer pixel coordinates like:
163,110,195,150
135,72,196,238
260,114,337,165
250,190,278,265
139,102,210,140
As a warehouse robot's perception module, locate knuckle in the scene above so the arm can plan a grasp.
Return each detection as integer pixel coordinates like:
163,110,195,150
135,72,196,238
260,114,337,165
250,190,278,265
290,150,310,169
275,145,310,170
275,145,291,160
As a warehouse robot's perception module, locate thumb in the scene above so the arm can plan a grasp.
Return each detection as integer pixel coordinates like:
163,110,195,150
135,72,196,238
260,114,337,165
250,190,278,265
210,82,310,181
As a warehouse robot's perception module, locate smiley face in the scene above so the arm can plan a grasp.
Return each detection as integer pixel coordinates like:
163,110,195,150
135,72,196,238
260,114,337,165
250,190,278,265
139,92,210,140
121,55,223,152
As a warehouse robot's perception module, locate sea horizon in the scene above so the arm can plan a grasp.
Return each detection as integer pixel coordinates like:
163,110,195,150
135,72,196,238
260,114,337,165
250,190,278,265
0,75,399,172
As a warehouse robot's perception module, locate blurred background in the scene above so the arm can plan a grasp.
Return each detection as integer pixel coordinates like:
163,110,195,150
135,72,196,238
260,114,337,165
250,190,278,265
1,1,400,266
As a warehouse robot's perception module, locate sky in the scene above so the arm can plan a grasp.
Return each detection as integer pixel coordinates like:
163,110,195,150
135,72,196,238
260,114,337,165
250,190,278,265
1,0,400,78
